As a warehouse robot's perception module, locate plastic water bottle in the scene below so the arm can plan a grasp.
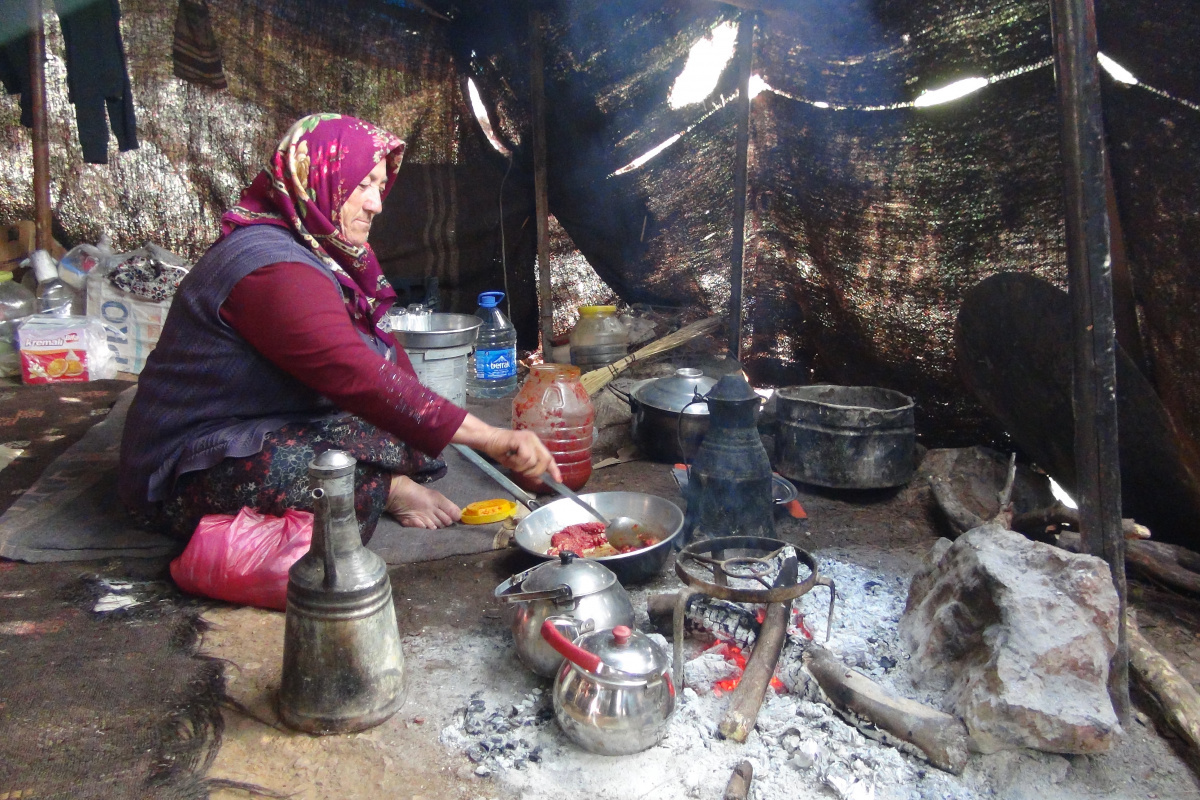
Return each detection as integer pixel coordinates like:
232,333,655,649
0,271,36,377
466,291,518,399
30,250,77,318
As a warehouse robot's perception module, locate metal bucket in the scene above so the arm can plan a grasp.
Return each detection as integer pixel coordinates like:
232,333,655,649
774,385,916,489
387,312,481,408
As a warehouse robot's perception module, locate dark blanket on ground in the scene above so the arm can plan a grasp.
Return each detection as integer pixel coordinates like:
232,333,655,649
0,382,518,564
0,558,223,799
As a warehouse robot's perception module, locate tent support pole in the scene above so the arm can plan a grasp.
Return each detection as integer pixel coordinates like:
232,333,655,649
1049,0,1129,721
530,8,554,360
28,0,53,252
727,12,755,362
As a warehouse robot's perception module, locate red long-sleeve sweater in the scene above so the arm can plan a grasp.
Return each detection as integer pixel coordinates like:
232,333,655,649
219,261,466,456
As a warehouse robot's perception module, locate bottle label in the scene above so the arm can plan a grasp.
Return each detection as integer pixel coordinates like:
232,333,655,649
476,347,517,380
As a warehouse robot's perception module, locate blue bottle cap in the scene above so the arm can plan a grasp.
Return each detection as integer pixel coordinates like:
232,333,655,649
478,291,505,308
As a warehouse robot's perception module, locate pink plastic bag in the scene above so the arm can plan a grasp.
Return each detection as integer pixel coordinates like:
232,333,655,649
169,507,313,610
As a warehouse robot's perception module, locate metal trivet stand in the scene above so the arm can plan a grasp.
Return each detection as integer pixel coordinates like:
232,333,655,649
671,536,836,694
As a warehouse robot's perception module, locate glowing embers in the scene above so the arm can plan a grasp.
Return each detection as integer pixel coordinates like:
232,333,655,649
705,603,814,696
912,76,989,108
466,78,511,156
668,21,738,110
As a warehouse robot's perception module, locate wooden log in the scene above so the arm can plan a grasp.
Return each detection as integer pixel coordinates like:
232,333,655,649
1058,532,1200,595
529,8,554,358
646,591,760,650
804,644,971,774
27,0,53,251
1049,0,1129,720
727,11,755,361
928,474,984,536
722,760,753,800
1010,504,1149,540
1128,614,1200,764
717,556,797,743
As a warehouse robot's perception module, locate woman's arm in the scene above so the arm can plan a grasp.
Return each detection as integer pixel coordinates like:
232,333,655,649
452,413,562,482
221,263,558,481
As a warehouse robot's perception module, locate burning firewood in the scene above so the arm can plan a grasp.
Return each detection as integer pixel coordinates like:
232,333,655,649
646,592,762,650
802,643,972,774
718,556,798,742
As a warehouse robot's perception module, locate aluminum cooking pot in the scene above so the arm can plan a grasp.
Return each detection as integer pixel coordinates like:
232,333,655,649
542,619,676,756
494,553,634,678
612,368,717,463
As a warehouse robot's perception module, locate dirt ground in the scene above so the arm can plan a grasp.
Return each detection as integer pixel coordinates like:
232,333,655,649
201,458,1200,799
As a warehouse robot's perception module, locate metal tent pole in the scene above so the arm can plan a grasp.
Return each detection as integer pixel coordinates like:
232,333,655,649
27,0,53,251
1048,0,1129,721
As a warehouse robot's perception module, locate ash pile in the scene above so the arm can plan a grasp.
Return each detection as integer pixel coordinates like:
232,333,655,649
439,536,1190,800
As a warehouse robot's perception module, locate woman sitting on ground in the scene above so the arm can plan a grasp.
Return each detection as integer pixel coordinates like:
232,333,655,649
119,113,558,542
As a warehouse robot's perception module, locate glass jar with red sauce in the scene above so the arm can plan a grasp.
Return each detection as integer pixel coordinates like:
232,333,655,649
512,363,595,493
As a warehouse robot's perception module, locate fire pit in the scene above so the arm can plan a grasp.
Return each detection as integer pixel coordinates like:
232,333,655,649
671,537,836,714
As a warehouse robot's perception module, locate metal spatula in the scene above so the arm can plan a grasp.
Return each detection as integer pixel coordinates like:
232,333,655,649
540,474,643,551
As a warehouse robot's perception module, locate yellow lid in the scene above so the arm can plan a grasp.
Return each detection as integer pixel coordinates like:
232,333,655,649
0,271,12,283
579,305,617,316
461,498,518,525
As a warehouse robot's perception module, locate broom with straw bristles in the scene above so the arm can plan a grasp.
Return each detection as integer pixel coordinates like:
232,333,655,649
578,315,724,395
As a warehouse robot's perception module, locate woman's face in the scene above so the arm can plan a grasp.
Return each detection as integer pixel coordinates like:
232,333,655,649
339,159,387,246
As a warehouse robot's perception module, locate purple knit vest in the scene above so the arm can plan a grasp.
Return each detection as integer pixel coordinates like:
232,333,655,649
118,225,390,511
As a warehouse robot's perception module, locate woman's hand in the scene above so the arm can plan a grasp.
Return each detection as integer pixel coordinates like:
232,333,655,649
452,414,562,482
480,427,561,482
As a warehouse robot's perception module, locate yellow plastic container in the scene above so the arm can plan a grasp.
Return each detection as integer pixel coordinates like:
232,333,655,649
461,498,518,525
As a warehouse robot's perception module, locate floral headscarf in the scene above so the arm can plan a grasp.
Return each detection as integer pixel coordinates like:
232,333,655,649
221,113,405,340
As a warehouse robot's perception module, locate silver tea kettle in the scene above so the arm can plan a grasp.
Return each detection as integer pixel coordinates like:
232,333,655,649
494,553,634,678
541,620,676,755
279,450,406,734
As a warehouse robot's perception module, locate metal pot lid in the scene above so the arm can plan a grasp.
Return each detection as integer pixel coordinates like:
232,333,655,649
575,625,667,678
631,368,717,415
521,552,618,597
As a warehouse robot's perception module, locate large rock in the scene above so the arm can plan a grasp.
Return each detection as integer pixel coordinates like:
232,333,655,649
899,524,1121,754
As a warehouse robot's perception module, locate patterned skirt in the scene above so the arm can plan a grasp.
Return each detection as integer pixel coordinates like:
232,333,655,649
158,415,446,543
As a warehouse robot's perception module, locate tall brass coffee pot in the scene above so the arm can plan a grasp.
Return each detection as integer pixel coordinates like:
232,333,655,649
279,450,406,734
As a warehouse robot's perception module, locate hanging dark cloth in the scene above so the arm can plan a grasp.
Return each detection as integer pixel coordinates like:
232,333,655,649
54,0,138,164
0,0,138,164
172,0,227,90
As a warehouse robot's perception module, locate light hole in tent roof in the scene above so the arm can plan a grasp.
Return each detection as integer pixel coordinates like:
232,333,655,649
913,76,989,107
1098,52,1137,85
467,78,511,155
611,133,681,176
667,21,738,110
1049,477,1078,510
748,74,770,100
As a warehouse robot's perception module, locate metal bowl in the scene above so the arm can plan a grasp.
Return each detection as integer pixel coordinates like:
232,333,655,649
385,312,481,348
514,492,684,584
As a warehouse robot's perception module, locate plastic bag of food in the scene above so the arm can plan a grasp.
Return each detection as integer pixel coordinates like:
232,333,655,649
169,507,313,610
15,314,116,383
